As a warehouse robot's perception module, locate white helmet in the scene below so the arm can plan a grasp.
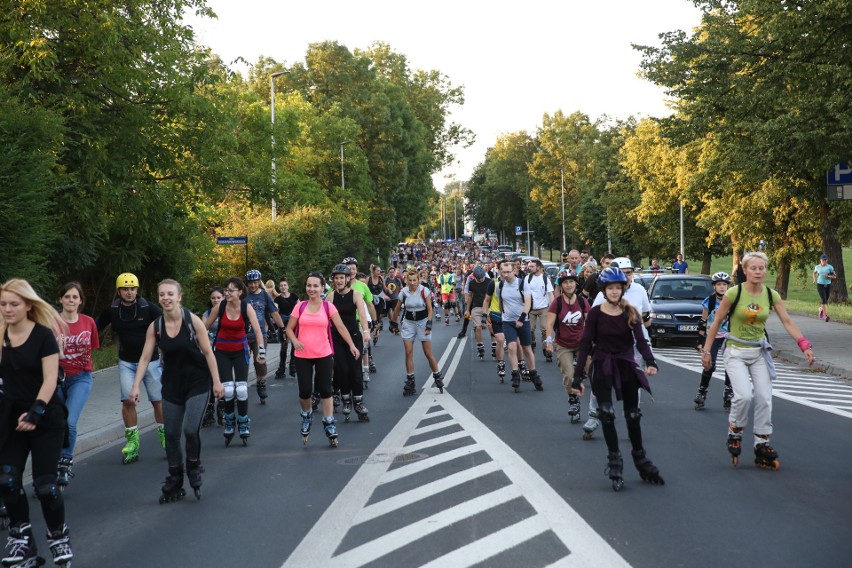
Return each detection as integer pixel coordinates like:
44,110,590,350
610,257,633,270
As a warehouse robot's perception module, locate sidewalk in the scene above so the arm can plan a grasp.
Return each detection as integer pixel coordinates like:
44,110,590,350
74,346,283,459
766,311,852,380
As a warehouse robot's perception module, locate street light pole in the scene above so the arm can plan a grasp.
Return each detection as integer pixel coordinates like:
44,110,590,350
270,70,289,222
560,167,566,252
339,140,351,191
679,200,685,257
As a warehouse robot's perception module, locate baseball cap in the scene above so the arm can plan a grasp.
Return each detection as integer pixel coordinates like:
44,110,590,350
820,253,829,260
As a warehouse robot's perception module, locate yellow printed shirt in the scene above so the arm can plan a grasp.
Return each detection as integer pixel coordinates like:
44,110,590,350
439,273,455,294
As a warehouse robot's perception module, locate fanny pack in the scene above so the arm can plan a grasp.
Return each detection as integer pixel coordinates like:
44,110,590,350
403,309,428,321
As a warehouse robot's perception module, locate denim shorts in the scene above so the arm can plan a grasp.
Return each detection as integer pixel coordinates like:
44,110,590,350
118,359,163,402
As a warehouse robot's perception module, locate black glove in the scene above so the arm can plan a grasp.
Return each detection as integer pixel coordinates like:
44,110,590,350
517,312,528,324
23,399,47,426
571,372,585,391
425,320,433,331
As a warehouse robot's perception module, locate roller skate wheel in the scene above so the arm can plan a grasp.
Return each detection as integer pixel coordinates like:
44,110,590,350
194,488,202,500
260,399,266,405
330,438,339,447
513,387,520,393
583,431,593,441
570,415,581,424
694,403,704,411
302,436,309,445
358,414,370,422
241,438,248,446
731,455,739,466
612,479,624,492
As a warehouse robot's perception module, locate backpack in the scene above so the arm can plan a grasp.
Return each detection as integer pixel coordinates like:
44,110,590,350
109,297,151,322
293,301,334,353
497,276,525,313
153,308,200,352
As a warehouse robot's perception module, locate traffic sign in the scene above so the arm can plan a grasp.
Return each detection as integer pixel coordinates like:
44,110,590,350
515,226,522,235
827,163,852,185
216,236,248,245
828,185,852,201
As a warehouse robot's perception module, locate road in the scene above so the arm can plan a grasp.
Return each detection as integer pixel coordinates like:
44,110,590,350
54,323,852,567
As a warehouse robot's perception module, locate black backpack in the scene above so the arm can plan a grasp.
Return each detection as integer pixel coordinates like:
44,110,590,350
497,276,525,313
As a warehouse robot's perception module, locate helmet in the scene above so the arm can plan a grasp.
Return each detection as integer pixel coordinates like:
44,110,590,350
245,269,262,282
116,273,139,289
473,266,486,279
557,269,579,286
440,264,448,270
342,257,358,266
332,264,351,276
711,271,731,283
610,257,633,271
597,267,628,285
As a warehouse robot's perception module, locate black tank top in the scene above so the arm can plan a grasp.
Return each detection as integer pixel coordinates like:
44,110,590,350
159,320,211,403
331,289,358,337
367,276,384,296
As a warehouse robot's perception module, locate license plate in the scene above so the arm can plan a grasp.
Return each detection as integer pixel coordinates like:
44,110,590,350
678,324,698,332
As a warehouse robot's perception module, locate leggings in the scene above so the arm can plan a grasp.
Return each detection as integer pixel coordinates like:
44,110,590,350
216,349,249,416
817,283,830,304
163,392,209,466
295,356,334,400
591,365,643,454
333,335,364,397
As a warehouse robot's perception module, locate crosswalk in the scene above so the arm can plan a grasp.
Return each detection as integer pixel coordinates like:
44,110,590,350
283,340,631,568
654,346,852,419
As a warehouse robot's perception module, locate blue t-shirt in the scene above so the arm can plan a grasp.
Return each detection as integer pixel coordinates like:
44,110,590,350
245,289,277,341
672,260,688,274
702,295,729,338
814,264,835,286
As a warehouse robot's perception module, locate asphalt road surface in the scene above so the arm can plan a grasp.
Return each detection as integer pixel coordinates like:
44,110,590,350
54,322,852,567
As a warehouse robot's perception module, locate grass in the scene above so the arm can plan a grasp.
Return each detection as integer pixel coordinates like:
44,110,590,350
92,340,119,371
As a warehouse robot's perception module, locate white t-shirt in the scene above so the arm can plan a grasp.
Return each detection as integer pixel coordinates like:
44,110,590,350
525,273,553,310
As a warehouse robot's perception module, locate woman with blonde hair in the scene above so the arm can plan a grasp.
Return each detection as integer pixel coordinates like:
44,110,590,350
0,279,74,565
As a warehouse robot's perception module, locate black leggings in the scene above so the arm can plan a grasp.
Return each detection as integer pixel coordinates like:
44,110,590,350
295,356,334,400
817,283,830,304
333,335,364,396
163,392,209,466
592,368,643,454
0,405,66,530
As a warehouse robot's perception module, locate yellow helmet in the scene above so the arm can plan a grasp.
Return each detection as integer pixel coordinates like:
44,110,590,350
116,273,140,289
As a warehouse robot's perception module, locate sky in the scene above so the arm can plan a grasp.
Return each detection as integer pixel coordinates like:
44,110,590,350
183,0,702,189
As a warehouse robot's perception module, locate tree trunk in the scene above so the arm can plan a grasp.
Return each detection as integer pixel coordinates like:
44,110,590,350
701,250,712,275
731,236,746,284
774,256,790,299
819,200,848,303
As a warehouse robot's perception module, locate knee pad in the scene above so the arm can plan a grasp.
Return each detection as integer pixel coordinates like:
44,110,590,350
34,475,63,511
0,466,22,501
599,403,616,425
235,382,249,401
626,408,642,426
223,381,235,401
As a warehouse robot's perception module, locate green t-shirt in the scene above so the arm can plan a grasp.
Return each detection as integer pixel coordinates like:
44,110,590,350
349,280,373,322
725,284,780,347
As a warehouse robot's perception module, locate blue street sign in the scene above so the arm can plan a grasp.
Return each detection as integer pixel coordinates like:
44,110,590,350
515,226,522,235
217,236,248,245
827,163,852,185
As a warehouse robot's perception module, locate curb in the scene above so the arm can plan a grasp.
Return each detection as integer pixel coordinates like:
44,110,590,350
772,348,852,381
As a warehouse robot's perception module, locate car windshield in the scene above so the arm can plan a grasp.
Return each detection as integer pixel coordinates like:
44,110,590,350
651,279,713,300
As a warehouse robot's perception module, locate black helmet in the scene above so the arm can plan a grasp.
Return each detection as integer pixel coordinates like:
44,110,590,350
332,264,351,276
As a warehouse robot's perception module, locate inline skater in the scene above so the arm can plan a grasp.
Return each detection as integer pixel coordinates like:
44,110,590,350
391,269,443,396
343,258,376,382
367,265,386,346
496,260,541,393
201,286,224,427
130,280,224,502
326,265,371,422
96,272,164,464
453,266,465,324
204,278,266,446
461,267,491,360
273,278,299,380
703,251,814,469
581,253,614,300
55,282,100,491
571,267,663,491
482,270,505,378
694,272,734,410
0,279,74,566
243,270,285,405
526,260,554,361
437,265,456,326
545,270,589,423
285,273,360,446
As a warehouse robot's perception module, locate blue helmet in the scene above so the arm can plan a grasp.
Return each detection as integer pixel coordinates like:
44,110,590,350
245,269,262,282
597,267,628,285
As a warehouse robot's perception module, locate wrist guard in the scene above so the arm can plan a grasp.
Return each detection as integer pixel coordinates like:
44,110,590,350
571,372,584,390
698,318,707,333
797,336,812,352
258,346,266,358
24,399,47,426
425,320,433,331
517,312,528,324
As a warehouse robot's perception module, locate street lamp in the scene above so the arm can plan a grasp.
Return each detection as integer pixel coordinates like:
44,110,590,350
560,167,566,253
339,140,352,190
270,70,289,222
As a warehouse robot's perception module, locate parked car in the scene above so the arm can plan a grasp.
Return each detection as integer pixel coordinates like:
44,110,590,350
633,273,656,292
496,245,513,253
647,274,714,346
542,261,559,286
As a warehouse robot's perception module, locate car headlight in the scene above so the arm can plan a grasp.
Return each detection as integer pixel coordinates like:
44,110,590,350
650,313,673,320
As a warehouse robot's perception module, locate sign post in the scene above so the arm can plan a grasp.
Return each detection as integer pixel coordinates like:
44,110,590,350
216,236,249,275
827,163,852,201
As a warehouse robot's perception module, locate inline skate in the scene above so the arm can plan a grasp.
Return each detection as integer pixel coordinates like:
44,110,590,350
300,409,313,445
362,367,370,390
3,523,45,567
567,394,581,424
121,427,139,464
332,389,341,414
403,374,417,397
491,342,497,360
201,401,216,427
497,360,506,383
477,343,484,361
159,465,185,504
693,386,707,411
511,370,521,393
256,380,268,404
754,437,780,471
583,410,600,440
606,452,624,492
518,359,530,380
0,503,8,531
223,412,236,447
237,415,250,446
723,385,733,411
369,354,376,373
46,523,72,566
186,459,203,500
216,401,225,426
341,394,352,422
631,449,665,485
727,424,743,466
354,396,369,422
56,457,74,492
529,369,543,391
311,392,320,412
433,371,444,394
323,416,339,447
